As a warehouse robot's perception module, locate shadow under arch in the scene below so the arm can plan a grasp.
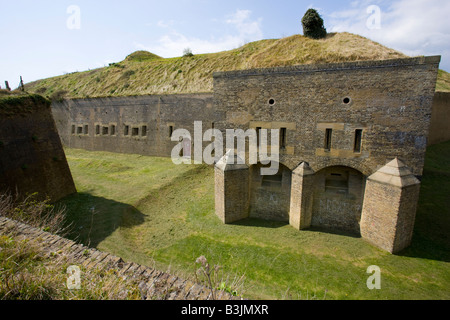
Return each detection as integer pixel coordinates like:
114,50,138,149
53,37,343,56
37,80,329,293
248,161,292,223
56,192,145,248
312,159,373,177
310,165,366,235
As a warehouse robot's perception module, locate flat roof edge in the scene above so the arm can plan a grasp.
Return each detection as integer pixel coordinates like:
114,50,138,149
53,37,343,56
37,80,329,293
213,56,442,79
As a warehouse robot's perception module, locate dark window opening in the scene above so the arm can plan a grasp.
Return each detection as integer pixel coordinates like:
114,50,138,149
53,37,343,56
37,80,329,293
354,129,362,153
71,125,76,135
256,127,262,147
262,173,283,189
142,125,147,137
110,125,116,136
280,128,287,149
132,128,139,136
124,125,129,136
169,126,173,138
84,125,89,135
324,129,332,151
325,171,349,195
102,126,109,135
96,125,100,135
77,127,83,134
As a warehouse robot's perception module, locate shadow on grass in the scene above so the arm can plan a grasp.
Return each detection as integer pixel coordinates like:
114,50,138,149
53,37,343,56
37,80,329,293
304,226,362,239
56,192,145,248
231,217,289,229
397,169,450,262
395,141,450,262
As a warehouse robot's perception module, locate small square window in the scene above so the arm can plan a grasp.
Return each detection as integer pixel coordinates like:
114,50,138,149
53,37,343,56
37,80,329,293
102,126,109,135
132,128,139,136
77,126,83,134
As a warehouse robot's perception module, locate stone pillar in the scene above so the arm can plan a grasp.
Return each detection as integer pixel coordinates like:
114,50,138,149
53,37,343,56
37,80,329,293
214,150,249,224
289,162,315,230
360,158,421,254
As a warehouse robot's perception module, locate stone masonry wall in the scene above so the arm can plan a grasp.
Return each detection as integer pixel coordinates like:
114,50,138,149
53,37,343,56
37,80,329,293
428,92,450,145
213,56,440,177
0,95,76,202
52,93,215,158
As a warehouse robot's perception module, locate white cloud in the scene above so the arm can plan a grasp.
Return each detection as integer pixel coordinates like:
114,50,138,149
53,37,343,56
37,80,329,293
136,9,263,58
327,0,450,70
226,9,263,40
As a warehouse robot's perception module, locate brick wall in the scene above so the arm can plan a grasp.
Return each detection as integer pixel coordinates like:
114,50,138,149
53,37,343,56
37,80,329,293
0,95,76,202
428,92,450,145
213,56,440,177
52,93,215,158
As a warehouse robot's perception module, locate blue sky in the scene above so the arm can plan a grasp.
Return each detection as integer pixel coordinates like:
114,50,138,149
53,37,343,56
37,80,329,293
1,0,449,88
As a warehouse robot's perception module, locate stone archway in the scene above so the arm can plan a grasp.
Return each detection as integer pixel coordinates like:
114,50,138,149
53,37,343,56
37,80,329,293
249,162,292,222
311,166,366,234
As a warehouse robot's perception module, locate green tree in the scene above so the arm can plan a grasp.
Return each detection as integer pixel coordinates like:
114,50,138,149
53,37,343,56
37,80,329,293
301,8,327,39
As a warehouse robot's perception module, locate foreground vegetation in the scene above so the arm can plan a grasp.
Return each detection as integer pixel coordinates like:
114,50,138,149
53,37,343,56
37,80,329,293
0,194,141,300
56,142,450,300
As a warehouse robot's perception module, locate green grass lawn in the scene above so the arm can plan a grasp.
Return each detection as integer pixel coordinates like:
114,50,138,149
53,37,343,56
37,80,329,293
59,142,450,300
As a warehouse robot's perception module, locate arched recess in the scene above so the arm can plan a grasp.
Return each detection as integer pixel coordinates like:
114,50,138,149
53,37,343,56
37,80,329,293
311,166,366,234
249,162,292,222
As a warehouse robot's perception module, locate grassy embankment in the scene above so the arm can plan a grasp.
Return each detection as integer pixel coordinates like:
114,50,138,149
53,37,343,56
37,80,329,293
23,32,450,98
58,141,450,300
24,32,414,99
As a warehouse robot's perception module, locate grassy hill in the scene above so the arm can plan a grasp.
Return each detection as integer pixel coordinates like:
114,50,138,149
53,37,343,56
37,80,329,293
436,69,450,92
27,32,448,100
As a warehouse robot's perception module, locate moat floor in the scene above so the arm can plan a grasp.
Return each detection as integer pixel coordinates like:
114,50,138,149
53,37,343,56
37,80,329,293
59,142,450,300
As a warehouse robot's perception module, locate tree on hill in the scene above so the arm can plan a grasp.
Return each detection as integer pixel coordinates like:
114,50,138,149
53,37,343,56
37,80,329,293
301,8,327,39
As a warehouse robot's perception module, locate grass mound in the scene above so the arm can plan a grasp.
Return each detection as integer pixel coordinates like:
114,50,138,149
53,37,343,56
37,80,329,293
25,32,418,99
125,51,162,62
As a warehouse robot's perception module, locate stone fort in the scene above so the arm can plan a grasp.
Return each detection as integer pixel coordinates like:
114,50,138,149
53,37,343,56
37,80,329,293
51,56,442,254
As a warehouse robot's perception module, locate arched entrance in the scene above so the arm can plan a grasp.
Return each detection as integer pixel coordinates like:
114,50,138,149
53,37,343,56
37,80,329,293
311,166,366,234
249,162,292,222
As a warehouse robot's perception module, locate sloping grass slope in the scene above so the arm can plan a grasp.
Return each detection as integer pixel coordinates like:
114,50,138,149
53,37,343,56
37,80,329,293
25,32,414,99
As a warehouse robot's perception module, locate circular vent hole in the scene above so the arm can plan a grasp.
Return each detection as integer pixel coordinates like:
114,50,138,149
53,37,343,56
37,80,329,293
343,97,351,104
269,99,275,105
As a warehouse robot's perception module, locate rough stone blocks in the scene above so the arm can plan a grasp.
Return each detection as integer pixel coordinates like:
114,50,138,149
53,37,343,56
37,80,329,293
360,158,421,253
